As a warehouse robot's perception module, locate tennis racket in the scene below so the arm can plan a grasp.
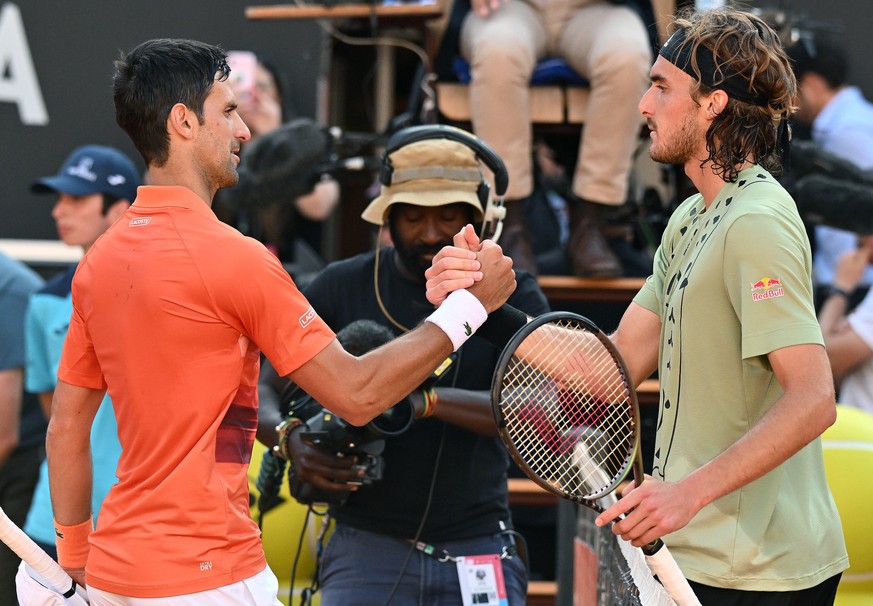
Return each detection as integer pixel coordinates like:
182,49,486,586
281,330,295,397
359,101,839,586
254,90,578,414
491,311,699,606
0,506,89,604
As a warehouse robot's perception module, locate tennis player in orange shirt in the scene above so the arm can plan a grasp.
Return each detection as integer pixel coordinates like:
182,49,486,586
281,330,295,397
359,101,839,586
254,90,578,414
46,38,516,605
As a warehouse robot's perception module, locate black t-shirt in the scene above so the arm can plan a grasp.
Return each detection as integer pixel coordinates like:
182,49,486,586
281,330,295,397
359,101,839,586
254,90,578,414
302,248,550,542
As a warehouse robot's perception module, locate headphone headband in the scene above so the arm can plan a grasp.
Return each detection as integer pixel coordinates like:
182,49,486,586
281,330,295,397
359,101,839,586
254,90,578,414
379,125,509,241
380,124,508,196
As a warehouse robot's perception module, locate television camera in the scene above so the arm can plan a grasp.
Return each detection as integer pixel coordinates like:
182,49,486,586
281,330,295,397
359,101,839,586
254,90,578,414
255,320,455,511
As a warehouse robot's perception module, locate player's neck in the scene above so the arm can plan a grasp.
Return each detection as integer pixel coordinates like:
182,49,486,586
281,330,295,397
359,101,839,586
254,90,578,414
686,158,754,208
147,164,215,208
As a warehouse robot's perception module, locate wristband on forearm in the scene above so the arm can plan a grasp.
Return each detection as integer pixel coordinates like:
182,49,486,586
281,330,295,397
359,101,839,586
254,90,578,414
54,516,93,569
425,289,488,351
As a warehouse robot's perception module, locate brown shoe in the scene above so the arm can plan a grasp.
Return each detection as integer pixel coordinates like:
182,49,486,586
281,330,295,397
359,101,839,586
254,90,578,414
499,200,539,276
567,198,622,277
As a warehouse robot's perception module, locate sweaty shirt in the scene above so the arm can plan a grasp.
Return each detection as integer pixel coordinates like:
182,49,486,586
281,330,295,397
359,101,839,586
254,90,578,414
634,167,847,590
59,186,335,597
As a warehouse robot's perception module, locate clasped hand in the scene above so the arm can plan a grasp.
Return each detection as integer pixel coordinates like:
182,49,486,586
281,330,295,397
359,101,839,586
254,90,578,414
425,224,516,310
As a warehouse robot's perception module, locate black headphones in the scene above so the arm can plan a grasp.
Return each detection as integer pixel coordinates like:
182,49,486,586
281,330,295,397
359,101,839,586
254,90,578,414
379,124,509,240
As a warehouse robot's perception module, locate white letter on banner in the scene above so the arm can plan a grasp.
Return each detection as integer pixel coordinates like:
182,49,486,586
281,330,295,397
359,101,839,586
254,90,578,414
0,3,49,125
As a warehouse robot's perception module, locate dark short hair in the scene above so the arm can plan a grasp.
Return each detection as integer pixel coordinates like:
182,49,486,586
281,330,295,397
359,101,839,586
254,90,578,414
785,34,849,90
113,38,230,168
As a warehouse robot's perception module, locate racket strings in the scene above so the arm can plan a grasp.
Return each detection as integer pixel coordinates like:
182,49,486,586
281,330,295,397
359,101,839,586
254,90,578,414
500,320,636,499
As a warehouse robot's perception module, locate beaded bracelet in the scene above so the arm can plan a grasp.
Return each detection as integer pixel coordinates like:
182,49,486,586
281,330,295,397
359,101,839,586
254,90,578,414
420,387,439,419
276,416,305,461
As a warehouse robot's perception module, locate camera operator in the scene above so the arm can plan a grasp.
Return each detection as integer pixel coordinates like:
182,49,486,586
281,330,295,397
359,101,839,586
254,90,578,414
786,32,873,303
216,50,340,273
258,127,550,605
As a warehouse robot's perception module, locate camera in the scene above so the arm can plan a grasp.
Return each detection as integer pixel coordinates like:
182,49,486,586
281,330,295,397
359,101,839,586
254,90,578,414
281,348,454,505
289,392,415,504
256,319,455,507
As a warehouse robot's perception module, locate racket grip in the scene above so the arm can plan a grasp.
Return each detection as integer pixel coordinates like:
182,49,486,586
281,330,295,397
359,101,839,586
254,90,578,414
0,506,89,602
476,304,529,349
645,543,701,606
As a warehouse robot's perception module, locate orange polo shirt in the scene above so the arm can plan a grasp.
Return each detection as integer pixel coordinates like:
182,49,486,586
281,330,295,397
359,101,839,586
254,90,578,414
58,186,335,597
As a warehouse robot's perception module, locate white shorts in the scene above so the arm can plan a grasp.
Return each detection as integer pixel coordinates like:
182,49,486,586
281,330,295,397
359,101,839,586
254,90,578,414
86,565,282,605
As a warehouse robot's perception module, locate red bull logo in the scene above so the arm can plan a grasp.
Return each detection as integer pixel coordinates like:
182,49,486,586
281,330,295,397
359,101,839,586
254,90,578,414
750,276,784,301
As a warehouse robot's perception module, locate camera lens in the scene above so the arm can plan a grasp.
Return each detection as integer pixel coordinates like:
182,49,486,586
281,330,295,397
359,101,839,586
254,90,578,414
368,399,414,436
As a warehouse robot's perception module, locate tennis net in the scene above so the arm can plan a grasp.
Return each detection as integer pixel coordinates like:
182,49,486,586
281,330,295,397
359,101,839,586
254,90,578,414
576,500,679,606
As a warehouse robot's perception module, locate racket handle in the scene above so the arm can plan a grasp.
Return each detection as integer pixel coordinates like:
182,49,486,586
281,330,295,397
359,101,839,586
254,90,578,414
476,304,529,349
645,543,701,606
0,506,89,602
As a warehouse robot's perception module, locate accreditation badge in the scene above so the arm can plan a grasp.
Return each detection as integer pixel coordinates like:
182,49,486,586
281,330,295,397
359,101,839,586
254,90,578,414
455,553,508,605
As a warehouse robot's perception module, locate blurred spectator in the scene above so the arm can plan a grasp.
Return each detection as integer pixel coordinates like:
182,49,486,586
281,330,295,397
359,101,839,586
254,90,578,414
218,50,340,275
227,50,287,141
787,34,873,295
458,0,652,276
23,145,137,558
819,235,873,414
0,251,44,605
525,134,653,276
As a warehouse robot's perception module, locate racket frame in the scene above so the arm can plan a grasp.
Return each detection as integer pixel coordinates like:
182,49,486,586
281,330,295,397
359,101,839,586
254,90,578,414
491,311,644,507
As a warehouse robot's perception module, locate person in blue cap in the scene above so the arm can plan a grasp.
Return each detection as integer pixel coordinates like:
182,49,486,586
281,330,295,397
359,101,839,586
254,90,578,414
22,144,140,559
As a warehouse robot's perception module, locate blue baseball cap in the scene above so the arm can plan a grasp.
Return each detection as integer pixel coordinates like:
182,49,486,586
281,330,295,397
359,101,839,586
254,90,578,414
31,145,140,202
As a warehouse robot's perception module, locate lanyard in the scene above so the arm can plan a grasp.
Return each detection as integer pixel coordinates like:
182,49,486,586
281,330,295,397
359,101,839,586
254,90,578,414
411,540,517,563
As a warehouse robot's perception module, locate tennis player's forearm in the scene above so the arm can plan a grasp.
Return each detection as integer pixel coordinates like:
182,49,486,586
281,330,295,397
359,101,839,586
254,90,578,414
682,396,831,510
47,429,94,525
289,324,455,426
46,380,103,525
610,303,661,386
680,356,835,509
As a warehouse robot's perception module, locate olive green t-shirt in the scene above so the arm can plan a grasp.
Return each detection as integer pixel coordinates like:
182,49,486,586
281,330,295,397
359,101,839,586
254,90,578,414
634,167,848,590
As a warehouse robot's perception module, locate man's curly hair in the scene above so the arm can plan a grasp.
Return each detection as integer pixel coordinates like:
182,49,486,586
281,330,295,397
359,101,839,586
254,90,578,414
668,8,798,181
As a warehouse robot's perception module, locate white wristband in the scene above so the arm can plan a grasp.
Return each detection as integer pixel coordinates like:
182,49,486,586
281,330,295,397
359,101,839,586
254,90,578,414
425,289,488,351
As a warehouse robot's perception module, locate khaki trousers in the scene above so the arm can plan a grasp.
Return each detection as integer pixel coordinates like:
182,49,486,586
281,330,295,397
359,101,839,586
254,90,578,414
460,0,651,204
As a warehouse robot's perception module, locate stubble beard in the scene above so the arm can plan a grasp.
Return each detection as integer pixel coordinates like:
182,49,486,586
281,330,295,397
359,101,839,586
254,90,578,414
649,113,702,166
215,159,240,191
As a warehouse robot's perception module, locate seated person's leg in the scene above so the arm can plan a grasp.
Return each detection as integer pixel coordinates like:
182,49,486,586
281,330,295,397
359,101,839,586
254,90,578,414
560,2,651,277
461,1,546,273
